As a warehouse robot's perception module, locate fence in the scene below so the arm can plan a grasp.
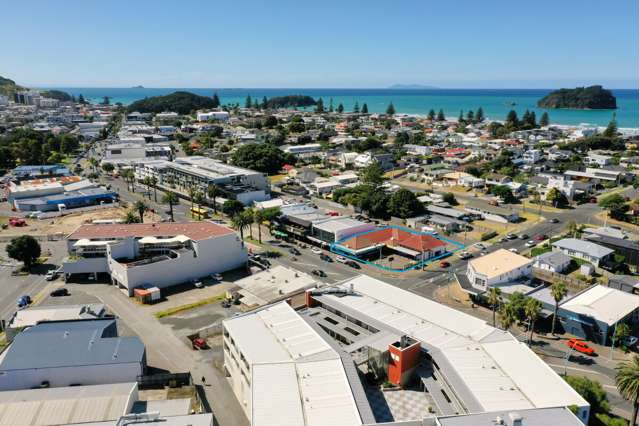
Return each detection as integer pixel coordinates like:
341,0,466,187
532,267,591,293
137,372,192,389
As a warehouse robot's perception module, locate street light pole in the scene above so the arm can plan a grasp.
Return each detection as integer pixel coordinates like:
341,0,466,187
563,344,577,376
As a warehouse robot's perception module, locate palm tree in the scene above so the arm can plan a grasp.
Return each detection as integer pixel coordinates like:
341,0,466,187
143,177,152,200
616,355,639,426
498,303,517,331
253,209,265,243
150,176,158,203
133,200,147,223
487,287,502,327
193,192,205,220
187,185,196,214
207,184,220,214
162,192,179,222
566,220,578,238
88,157,98,174
243,209,255,239
124,211,139,224
550,281,568,335
122,169,135,192
524,298,542,345
231,213,250,240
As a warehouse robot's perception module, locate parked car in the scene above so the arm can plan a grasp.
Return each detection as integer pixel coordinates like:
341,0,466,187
345,260,361,269
439,261,450,268
311,247,323,255
45,270,58,281
211,273,223,281
525,240,537,248
623,336,639,347
499,237,509,243
320,254,333,262
335,256,347,263
474,242,487,250
533,234,547,242
457,251,472,260
550,218,560,224
312,269,327,277
507,233,518,240
17,295,31,308
192,337,208,350
289,248,301,256
519,234,529,240
509,248,519,253
565,338,595,355
50,288,69,297
193,280,204,288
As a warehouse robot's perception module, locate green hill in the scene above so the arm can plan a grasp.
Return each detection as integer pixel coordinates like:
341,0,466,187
537,85,617,110
41,89,73,102
0,76,26,96
127,91,217,115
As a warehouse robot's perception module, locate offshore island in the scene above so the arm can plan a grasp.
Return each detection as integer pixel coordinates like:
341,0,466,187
537,85,617,109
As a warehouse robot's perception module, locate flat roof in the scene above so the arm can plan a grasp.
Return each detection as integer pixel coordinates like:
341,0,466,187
67,413,214,426
0,382,137,426
436,407,583,426
313,217,371,233
561,285,639,326
223,302,362,426
8,303,106,329
322,275,587,413
469,249,533,280
234,265,317,307
68,221,235,242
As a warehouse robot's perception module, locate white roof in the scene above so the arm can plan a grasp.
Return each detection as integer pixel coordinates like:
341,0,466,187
8,304,106,329
312,217,370,234
138,235,190,244
0,382,136,426
234,265,317,307
468,249,533,279
324,275,587,412
561,285,639,326
224,302,362,426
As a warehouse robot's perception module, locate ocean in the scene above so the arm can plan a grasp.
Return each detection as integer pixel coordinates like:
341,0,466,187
46,87,639,128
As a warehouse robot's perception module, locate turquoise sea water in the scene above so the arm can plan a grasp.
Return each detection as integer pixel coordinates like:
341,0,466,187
48,88,639,128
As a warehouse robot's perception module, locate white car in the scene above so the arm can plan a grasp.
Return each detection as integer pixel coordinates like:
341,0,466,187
624,336,638,347
457,251,472,259
335,256,347,263
474,242,487,250
311,247,323,255
193,281,204,288
509,248,519,253
525,240,537,248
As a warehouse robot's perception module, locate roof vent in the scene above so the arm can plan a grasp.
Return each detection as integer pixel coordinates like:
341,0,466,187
509,412,523,426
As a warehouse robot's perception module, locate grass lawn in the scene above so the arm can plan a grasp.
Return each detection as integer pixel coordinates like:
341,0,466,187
154,293,228,319
269,174,288,184
530,245,552,257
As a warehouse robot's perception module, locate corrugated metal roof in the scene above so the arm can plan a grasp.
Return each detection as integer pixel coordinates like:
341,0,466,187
561,285,639,326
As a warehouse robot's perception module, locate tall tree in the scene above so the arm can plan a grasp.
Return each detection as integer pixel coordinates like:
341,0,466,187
487,287,501,327
133,200,147,223
337,103,344,113
193,192,205,220
231,213,250,240
328,98,334,112
261,96,268,109
162,192,179,222
361,103,369,114
466,110,475,123
550,281,568,335
7,235,41,270
78,94,86,104
245,94,252,109
353,101,360,113
539,111,550,127
505,110,519,127
253,209,265,243
498,302,517,331
243,209,255,239
616,355,639,426
386,102,396,115
475,107,484,122
359,162,385,186
150,176,158,202
143,176,152,199
437,109,446,121
211,92,220,108
604,112,618,138
427,109,436,121
207,183,221,214
524,298,542,345
315,98,324,113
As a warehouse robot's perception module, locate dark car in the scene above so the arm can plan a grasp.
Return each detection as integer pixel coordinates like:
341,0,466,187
289,248,301,256
50,288,69,297
519,234,529,240
320,254,333,262
550,218,560,224
345,260,361,269
312,269,327,277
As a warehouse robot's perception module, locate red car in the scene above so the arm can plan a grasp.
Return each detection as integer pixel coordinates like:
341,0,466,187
564,338,595,355
439,261,450,268
192,338,208,350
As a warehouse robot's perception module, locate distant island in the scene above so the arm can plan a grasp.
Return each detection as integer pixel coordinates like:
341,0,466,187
388,84,439,90
537,85,617,110
266,95,316,108
131,85,145,89
127,91,217,114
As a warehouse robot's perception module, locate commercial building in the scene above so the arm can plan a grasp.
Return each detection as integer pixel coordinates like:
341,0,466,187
0,319,145,391
466,249,534,293
551,238,614,268
63,222,247,295
10,164,71,180
134,156,269,205
0,382,138,426
558,285,639,345
103,141,172,166
465,200,519,223
196,111,230,122
224,275,589,425
430,407,583,426
4,303,107,342
13,186,117,212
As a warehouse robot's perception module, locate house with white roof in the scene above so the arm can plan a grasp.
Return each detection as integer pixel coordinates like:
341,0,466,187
466,249,534,292
551,238,614,267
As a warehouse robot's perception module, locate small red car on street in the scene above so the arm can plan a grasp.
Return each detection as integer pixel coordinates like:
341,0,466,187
564,338,595,355
439,261,450,268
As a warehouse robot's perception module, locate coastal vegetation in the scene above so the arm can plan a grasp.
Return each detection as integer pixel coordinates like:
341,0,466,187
266,95,316,109
0,75,25,96
537,85,617,110
231,143,295,175
0,129,81,173
127,91,218,114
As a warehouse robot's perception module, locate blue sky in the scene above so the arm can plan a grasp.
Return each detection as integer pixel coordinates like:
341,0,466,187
2,0,638,88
